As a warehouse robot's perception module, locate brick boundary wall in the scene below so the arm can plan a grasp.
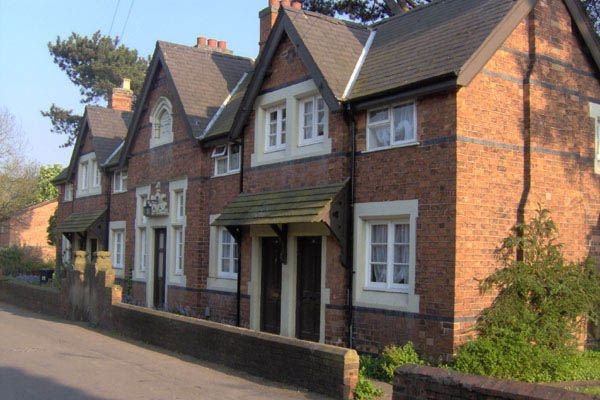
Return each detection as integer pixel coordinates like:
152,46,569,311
393,365,595,400
0,279,64,318
110,303,359,399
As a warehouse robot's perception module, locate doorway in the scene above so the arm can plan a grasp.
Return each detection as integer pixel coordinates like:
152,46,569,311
296,236,322,342
153,228,167,309
261,237,282,334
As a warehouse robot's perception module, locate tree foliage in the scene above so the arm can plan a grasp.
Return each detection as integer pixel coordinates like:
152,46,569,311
0,107,23,165
454,208,600,382
43,31,149,147
36,164,63,203
582,0,600,33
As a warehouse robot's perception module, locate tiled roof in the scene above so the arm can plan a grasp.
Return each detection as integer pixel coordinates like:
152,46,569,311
93,137,124,165
55,210,106,233
157,41,254,137
284,7,370,99
52,168,68,184
86,106,131,139
349,0,517,100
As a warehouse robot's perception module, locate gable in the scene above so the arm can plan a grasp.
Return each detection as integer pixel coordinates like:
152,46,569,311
261,34,310,93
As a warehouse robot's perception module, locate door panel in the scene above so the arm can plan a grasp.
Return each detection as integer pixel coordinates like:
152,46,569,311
261,237,282,334
154,228,167,309
296,236,322,342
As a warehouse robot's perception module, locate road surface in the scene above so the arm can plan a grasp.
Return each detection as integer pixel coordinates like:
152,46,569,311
0,301,328,400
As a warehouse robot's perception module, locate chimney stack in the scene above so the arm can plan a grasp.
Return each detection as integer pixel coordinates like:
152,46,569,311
195,36,232,54
109,78,133,112
291,1,302,10
259,0,281,51
208,38,218,47
196,36,207,47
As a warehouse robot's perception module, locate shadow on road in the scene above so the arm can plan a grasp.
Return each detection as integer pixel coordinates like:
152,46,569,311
0,366,107,400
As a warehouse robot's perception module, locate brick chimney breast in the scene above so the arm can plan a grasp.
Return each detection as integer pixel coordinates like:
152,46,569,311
259,0,282,51
109,78,133,112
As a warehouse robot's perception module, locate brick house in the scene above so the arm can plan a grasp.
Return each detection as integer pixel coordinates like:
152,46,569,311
53,81,133,266
0,200,58,261
55,0,600,359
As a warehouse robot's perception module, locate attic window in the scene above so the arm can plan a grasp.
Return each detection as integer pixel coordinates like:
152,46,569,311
149,97,173,148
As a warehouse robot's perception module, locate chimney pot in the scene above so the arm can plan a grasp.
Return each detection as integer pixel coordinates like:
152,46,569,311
207,38,217,47
122,78,131,91
291,0,302,10
196,36,207,47
217,40,227,50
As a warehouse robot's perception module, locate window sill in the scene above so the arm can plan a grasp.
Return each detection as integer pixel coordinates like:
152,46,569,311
264,146,286,154
362,141,420,154
112,190,127,194
298,138,326,147
207,276,237,292
212,170,240,178
364,286,409,294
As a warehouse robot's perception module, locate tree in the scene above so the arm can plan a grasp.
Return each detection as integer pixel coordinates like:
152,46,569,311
302,0,429,23
0,160,39,221
43,31,149,147
36,164,63,203
303,0,600,32
0,107,23,165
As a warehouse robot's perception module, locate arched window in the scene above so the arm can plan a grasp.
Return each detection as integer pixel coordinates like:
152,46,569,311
150,97,173,147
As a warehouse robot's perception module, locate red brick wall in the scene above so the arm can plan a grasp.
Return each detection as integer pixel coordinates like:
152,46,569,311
453,0,600,349
4,201,58,261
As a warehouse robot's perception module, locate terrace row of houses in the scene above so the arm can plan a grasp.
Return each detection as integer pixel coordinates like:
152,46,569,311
53,0,600,358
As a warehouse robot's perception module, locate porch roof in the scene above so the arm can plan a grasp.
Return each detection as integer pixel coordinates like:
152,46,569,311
55,210,106,233
212,182,347,227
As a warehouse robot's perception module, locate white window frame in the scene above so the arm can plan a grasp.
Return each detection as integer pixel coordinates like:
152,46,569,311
64,183,73,202
366,102,417,151
139,228,148,272
353,200,419,313
109,221,126,277
596,118,600,162
366,220,410,292
264,104,287,152
217,227,238,280
589,102,600,174
212,143,241,176
149,97,173,148
298,95,328,146
174,227,184,275
113,171,128,193
76,152,101,198
175,190,185,221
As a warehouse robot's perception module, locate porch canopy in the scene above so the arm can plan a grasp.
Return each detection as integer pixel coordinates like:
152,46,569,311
55,210,107,235
212,181,349,264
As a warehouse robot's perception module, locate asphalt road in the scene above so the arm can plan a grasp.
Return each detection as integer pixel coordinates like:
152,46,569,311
0,302,329,400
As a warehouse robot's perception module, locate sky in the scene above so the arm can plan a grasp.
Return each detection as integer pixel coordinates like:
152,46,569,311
0,0,267,167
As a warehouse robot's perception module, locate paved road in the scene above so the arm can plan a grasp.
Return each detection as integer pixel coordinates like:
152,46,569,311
0,302,329,400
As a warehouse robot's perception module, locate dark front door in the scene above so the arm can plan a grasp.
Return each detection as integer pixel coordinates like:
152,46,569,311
90,238,98,263
261,237,282,334
154,228,167,309
296,236,322,342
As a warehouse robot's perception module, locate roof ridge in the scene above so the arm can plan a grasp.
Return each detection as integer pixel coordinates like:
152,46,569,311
157,40,255,63
372,0,451,27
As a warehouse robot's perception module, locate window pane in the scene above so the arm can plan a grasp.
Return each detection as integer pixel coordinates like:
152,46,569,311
369,125,390,148
221,258,230,273
371,245,387,263
394,244,409,264
217,157,228,174
317,98,325,112
369,108,389,124
371,264,387,283
371,224,387,243
229,148,240,170
393,104,414,142
394,224,409,244
393,265,409,284
303,125,313,140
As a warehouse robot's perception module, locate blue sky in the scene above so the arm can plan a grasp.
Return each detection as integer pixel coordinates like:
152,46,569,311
0,0,267,167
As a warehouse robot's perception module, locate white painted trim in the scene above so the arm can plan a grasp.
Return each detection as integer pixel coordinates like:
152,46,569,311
353,200,420,313
149,97,174,149
103,140,124,167
202,72,248,138
207,214,238,292
589,102,600,174
343,29,376,100
251,79,332,167
108,220,126,278
76,152,101,198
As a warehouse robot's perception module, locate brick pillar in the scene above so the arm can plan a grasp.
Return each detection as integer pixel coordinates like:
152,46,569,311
73,251,87,273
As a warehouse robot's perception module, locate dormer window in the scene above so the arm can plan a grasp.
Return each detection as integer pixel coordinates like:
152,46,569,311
265,104,286,152
299,95,327,145
150,97,173,148
212,143,241,176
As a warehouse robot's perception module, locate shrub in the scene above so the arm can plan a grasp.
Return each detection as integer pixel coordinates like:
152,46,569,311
0,245,53,276
360,342,426,383
453,208,600,382
354,368,383,400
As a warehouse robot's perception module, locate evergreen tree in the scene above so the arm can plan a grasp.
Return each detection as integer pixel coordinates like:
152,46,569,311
42,31,149,147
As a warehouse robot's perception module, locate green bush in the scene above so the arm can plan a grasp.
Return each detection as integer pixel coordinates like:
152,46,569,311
360,342,426,383
453,208,600,382
0,245,54,276
354,368,383,400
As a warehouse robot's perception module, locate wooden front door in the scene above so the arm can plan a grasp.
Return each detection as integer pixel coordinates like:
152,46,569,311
296,236,322,342
261,237,282,334
154,228,167,309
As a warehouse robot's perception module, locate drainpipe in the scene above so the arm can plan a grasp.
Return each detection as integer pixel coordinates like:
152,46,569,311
345,103,357,349
236,134,245,327
105,170,112,250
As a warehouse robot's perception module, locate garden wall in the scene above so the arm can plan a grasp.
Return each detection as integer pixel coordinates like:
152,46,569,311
393,365,593,400
111,303,358,399
0,279,64,318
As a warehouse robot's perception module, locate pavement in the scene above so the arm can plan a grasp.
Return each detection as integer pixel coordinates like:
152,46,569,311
0,302,329,400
